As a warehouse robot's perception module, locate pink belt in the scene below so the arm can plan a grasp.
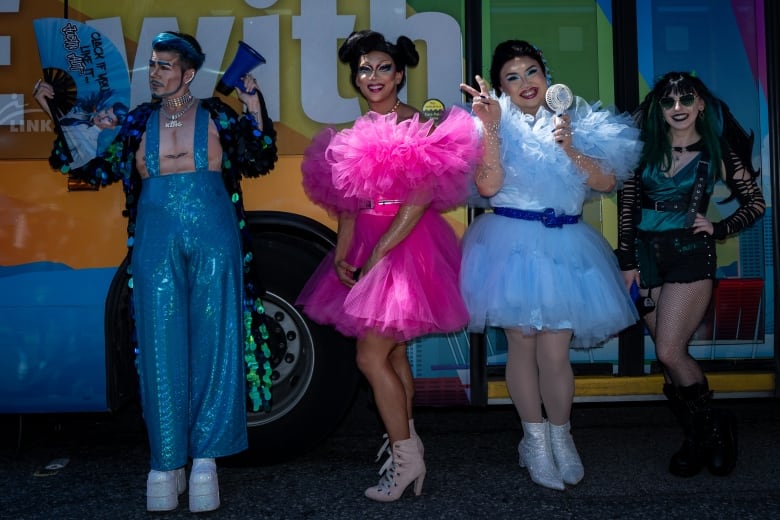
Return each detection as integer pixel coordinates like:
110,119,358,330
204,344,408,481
359,199,403,215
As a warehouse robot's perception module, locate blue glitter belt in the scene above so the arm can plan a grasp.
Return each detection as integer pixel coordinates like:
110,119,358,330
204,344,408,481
493,206,580,228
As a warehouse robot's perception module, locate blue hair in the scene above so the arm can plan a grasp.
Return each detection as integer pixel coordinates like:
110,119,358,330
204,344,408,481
152,31,206,71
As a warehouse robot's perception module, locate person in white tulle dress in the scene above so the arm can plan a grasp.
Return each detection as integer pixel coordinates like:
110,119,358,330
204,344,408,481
459,40,642,490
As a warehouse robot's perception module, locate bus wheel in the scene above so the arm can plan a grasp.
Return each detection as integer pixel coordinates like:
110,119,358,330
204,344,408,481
239,223,360,464
104,254,139,411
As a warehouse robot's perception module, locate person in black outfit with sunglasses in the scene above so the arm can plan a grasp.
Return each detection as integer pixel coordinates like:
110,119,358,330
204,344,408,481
616,71,765,477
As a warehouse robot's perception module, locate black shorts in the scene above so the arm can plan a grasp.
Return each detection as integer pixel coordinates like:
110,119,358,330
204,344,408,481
636,229,716,288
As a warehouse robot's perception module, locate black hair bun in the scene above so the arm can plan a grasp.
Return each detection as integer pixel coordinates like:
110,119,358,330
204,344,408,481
395,36,419,68
338,30,383,64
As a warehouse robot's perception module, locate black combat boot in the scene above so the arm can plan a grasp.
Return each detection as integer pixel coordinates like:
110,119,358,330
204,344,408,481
668,380,738,477
663,383,707,477
705,406,738,476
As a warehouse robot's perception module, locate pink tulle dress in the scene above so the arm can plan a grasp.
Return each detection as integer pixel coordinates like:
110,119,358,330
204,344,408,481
295,107,482,341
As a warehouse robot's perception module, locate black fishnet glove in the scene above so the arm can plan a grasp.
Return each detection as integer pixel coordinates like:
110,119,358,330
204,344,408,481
616,169,641,270
711,148,765,240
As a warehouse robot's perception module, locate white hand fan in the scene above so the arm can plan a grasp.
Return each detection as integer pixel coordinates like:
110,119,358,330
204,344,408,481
545,83,573,126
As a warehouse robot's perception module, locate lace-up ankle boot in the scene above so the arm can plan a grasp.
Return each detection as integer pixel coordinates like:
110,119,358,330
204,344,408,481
518,421,564,490
549,421,584,485
409,418,424,458
376,419,424,465
365,438,426,502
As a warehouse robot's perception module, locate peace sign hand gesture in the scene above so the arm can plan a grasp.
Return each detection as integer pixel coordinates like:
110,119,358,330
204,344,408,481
460,75,501,125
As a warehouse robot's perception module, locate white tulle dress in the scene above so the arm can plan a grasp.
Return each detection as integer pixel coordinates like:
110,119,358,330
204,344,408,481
461,94,642,348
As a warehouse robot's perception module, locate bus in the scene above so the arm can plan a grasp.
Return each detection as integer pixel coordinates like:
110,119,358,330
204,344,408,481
1,0,776,462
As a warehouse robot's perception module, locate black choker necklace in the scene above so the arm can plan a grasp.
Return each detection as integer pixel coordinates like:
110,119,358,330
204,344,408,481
672,140,703,153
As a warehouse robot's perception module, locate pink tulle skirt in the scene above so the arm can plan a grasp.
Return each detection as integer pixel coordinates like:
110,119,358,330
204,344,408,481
296,208,468,341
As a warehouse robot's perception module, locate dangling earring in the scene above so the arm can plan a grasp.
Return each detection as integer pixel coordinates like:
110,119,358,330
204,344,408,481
698,109,704,119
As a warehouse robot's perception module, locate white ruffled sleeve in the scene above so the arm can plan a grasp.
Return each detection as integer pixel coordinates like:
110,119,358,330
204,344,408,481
569,97,643,188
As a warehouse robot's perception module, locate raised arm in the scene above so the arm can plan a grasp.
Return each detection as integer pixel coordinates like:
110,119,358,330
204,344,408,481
236,80,278,177
460,75,503,197
33,80,55,119
556,120,617,193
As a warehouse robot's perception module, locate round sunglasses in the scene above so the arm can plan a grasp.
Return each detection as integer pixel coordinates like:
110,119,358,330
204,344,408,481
658,93,697,110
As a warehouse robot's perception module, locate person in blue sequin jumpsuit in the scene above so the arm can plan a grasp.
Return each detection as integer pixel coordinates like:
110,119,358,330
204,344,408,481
37,32,277,513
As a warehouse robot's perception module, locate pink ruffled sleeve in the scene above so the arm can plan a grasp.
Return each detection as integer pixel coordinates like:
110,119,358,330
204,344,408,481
301,127,360,215
303,106,482,214
406,106,483,210
330,107,482,211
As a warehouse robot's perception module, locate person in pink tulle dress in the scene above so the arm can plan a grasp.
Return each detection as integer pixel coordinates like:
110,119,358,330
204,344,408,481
295,30,481,502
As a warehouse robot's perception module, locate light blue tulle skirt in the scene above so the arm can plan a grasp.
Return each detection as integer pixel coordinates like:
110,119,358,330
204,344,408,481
460,212,639,349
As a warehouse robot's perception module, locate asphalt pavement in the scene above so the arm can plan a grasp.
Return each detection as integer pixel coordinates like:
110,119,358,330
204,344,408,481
2,386,780,519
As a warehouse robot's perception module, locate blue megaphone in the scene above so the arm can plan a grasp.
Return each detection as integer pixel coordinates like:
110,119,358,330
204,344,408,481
216,41,266,95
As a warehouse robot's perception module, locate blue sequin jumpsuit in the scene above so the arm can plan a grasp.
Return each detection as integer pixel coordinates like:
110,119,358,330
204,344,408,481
132,107,246,470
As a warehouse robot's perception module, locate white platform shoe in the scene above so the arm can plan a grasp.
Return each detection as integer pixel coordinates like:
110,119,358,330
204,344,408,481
146,467,186,512
189,458,220,513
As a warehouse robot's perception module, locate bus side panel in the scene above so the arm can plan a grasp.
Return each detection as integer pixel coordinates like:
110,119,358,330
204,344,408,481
0,264,114,413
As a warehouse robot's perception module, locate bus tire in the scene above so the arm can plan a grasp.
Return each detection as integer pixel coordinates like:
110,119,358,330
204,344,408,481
240,216,360,464
104,255,139,411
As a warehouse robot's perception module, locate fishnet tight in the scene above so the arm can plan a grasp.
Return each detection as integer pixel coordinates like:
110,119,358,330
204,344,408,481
643,279,713,386
504,329,574,425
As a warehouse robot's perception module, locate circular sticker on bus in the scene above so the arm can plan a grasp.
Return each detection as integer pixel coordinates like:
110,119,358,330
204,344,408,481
422,98,445,124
